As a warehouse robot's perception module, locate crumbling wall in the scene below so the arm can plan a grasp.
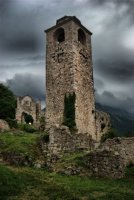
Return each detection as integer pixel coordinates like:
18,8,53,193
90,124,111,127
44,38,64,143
84,150,125,179
96,110,111,141
83,137,134,178
40,125,95,164
99,137,134,166
16,96,41,123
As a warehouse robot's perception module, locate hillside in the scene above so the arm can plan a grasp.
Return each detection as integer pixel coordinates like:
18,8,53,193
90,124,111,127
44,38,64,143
96,103,134,136
0,131,134,200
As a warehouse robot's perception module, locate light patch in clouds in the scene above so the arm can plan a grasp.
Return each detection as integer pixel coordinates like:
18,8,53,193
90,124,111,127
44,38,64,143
6,73,45,101
123,27,134,50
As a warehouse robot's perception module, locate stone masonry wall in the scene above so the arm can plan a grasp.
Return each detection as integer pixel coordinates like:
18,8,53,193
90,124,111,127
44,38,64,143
83,137,134,178
99,137,134,166
84,150,125,178
45,23,74,128
45,16,97,140
96,110,111,141
72,21,96,139
40,125,95,164
16,96,41,123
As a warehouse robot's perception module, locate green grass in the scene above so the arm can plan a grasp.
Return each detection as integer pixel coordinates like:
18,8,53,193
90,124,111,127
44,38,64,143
0,131,39,157
0,132,134,199
0,164,134,200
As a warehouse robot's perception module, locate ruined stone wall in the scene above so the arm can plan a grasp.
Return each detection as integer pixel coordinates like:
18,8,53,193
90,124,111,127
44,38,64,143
40,125,95,164
99,137,134,166
84,150,125,178
82,137,134,178
96,110,111,141
45,16,96,140
16,96,41,123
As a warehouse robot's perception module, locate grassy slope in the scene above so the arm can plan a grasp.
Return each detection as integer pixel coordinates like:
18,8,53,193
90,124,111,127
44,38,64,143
0,132,39,158
0,131,134,200
0,164,134,200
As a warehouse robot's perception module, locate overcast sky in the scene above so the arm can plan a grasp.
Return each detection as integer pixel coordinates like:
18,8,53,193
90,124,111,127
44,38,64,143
0,0,134,112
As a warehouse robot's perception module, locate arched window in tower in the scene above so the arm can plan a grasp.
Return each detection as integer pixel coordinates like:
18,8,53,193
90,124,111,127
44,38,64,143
78,29,86,45
54,28,65,43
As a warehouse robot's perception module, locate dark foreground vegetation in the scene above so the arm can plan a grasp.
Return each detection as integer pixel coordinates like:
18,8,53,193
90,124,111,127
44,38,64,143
0,164,134,200
0,131,134,200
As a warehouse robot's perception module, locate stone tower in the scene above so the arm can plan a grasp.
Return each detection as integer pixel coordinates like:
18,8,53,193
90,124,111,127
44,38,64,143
45,16,97,140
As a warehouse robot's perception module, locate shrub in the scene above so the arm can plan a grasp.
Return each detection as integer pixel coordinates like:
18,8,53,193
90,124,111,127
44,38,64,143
6,118,18,129
20,124,37,133
101,129,118,143
42,133,49,143
39,116,46,132
62,92,76,132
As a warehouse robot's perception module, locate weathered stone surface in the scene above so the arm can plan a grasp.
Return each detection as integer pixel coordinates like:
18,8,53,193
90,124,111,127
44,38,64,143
84,150,125,179
96,110,111,141
45,16,97,140
0,119,10,132
82,137,134,178
16,95,41,124
1,152,33,166
40,125,95,165
99,137,134,166
59,165,83,176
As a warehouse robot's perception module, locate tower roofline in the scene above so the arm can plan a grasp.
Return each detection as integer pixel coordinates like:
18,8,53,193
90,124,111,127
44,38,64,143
45,16,92,35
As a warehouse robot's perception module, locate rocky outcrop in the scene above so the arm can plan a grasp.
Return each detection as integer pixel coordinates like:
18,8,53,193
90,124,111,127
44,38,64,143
84,150,125,179
99,137,134,166
1,152,33,166
82,137,134,179
0,119,10,132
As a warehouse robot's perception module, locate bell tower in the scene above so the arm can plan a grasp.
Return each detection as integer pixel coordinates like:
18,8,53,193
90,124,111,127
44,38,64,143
45,16,97,140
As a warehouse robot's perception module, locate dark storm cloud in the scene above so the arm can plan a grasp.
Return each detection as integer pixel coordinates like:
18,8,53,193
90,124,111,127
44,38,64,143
0,0,42,55
94,78,104,90
0,0,134,111
6,73,45,101
96,90,134,113
0,0,11,14
90,0,134,8
5,35,39,53
89,0,134,25
95,58,134,83
19,54,45,61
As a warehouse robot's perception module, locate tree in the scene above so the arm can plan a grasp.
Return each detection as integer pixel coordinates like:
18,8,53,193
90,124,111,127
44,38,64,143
0,83,16,120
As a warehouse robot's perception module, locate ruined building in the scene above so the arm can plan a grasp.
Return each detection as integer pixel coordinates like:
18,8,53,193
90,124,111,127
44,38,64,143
45,16,97,140
16,96,41,123
96,110,111,141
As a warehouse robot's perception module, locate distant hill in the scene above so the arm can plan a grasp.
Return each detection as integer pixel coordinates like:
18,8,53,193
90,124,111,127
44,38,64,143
96,103,134,137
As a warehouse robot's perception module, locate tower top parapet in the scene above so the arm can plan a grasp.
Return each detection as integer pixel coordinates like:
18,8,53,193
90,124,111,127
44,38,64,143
45,15,92,35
